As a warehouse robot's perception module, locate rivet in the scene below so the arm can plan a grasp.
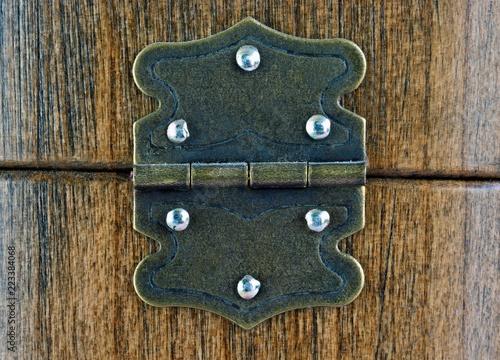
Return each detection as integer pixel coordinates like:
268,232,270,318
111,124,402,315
306,115,331,140
237,275,261,300
166,208,190,231
167,119,190,143
305,209,330,232
236,45,260,71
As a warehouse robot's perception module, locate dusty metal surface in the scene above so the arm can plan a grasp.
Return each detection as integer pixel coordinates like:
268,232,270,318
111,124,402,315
133,17,366,329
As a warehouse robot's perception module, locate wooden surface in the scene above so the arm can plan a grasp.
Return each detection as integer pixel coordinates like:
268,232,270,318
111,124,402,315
0,173,498,359
0,0,498,176
1,1,499,359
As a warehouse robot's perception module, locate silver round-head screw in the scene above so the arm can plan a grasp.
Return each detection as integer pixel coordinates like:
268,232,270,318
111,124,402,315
166,208,190,231
167,119,190,144
236,45,261,71
306,115,331,140
237,275,261,300
305,209,330,232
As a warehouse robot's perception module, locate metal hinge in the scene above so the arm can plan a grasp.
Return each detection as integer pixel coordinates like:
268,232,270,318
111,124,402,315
132,17,366,329
134,161,365,189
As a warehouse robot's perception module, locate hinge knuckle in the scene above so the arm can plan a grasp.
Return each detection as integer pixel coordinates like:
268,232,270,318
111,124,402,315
250,162,307,189
308,162,366,187
134,164,190,190
191,163,248,188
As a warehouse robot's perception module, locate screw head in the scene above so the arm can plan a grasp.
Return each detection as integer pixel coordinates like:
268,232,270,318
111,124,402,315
306,115,331,140
166,208,190,231
236,45,260,71
237,275,261,300
305,209,330,232
167,119,190,143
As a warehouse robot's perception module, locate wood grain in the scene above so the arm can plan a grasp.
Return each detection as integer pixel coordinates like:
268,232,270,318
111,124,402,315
0,172,497,359
0,1,498,176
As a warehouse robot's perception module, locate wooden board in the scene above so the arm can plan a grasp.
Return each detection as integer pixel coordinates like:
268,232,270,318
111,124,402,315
0,1,499,176
1,172,497,359
1,1,498,358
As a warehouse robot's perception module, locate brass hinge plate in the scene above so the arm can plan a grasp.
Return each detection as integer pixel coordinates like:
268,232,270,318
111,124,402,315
133,17,366,329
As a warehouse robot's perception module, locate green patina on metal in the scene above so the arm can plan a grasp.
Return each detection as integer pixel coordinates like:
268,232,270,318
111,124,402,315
133,17,366,329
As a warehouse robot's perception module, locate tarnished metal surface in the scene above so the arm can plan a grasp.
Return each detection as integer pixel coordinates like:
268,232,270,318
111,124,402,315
133,17,366,329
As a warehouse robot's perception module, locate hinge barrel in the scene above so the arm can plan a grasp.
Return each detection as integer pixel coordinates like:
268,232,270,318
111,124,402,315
134,161,365,189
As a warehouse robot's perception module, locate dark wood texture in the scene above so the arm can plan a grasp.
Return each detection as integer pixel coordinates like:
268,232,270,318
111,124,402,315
1,1,499,359
0,172,498,359
0,1,499,176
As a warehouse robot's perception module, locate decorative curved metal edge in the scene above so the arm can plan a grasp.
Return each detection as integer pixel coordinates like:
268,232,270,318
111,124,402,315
133,187,365,329
133,17,365,106
132,17,367,164
146,38,349,149
132,18,367,329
